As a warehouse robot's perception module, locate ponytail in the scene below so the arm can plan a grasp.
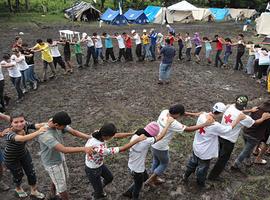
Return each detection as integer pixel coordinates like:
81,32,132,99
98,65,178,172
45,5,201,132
92,131,102,140
134,128,152,137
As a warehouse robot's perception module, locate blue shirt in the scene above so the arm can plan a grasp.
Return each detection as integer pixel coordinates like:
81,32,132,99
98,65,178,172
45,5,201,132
105,35,113,48
150,32,157,45
160,45,176,64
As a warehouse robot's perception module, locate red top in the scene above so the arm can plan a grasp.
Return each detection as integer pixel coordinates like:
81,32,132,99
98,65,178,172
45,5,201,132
169,36,174,46
125,36,132,48
216,39,223,50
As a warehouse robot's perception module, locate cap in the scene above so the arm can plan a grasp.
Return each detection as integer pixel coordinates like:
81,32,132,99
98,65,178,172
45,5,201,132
144,122,160,137
235,95,248,110
143,29,147,33
166,24,170,28
157,33,163,37
82,32,87,38
131,30,136,34
212,102,226,113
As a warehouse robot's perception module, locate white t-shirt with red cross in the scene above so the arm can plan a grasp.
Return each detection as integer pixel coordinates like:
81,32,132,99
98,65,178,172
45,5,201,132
193,112,232,160
85,137,120,169
220,104,255,143
128,135,155,173
152,110,186,151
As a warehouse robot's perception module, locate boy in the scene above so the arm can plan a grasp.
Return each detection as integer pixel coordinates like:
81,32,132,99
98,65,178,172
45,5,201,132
72,37,83,69
113,32,126,62
92,33,105,63
131,30,142,62
102,32,116,62
123,32,133,61
82,32,97,67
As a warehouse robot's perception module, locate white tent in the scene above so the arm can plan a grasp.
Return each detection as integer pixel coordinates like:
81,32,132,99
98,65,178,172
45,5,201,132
153,7,174,24
229,8,257,19
168,0,199,22
192,8,213,21
256,12,270,35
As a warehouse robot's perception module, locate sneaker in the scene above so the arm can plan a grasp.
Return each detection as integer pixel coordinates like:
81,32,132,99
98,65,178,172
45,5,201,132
31,191,45,199
33,81,38,90
22,88,27,94
93,192,107,200
49,74,55,79
0,180,9,191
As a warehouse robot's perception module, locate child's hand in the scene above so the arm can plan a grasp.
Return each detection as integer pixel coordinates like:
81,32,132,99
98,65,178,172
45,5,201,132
137,134,147,142
38,126,48,134
166,116,175,125
84,147,94,155
262,112,270,120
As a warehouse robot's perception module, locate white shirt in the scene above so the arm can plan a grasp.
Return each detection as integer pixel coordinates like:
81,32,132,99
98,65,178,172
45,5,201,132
267,2,270,10
11,54,29,71
1,60,21,78
0,65,4,81
193,112,232,160
94,36,103,48
220,105,255,143
128,135,155,173
116,35,125,49
152,110,186,151
133,33,141,45
85,137,119,169
50,43,61,57
258,50,270,66
86,36,94,47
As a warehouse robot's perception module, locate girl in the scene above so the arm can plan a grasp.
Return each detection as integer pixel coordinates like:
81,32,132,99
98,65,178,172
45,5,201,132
223,38,232,68
185,32,192,61
141,29,152,61
3,113,46,198
257,48,270,84
202,37,212,64
233,34,246,70
123,117,174,200
176,33,184,60
192,32,202,63
84,123,146,199
245,41,255,75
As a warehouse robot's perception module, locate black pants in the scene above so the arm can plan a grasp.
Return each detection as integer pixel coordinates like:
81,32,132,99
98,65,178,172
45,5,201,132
105,48,116,61
76,53,83,67
234,51,245,70
85,164,113,199
10,77,23,99
118,48,126,61
125,48,133,61
0,80,5,112
186,48,191,61
258,65,269,79
126,170,148,199
184,152,210,186
254,59,259,76
215,50,223,67
5,150,37,187
179,45,184,59
135,44,142,61
208,137,235,179
85,46,97,66
53,56,66,69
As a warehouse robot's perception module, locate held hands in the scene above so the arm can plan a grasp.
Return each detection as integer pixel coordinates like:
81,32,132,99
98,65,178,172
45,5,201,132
84,147,94,155
136,134,147,142
0,128,11,137
262,112,270,120
37,126,48,134
205,116,215,126
250,107,259,113
166,116,175,125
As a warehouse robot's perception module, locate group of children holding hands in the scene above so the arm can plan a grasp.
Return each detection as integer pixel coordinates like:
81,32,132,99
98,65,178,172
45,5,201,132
0,95,269,200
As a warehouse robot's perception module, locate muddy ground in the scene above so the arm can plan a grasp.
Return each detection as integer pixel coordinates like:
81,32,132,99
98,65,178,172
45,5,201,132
0,20,269,200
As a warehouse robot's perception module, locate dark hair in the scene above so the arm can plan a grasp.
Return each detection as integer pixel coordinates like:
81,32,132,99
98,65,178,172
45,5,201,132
213,110,222,115
254,44,261,48
21,43,28,47
114,32,118,36
52,111,71,126
259,100,270,112
165,38,170,44
261,48,268,52
225,38,232,42
169,104,185,115
3,53,11,60
235,95,248,110
186,32,189,35
15,36,21,41
92,123,117,141
10,112,25,123
93,32,97,36
47,38,53,44
214,34,219,38
134,128,151,137
122,32,126,35
36,39,43,43
247,41,253,44
203,37,209,41
238,33,244,38
102,32,107,36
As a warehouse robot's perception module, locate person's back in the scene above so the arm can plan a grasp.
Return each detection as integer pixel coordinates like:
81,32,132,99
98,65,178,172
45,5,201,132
160,45,176,64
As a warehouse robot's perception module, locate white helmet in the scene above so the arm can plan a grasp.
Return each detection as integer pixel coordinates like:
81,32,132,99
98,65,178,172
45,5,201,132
212,102,226,113
131,30,136,34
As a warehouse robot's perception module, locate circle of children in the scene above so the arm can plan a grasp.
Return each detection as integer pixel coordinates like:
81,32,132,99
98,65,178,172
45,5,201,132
0,25,269,111
0,95,270,200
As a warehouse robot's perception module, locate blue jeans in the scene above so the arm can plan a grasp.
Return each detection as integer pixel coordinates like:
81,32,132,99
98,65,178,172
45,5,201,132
223,51,232,64
10,77,23,99
151,147,169,176
143,44,152,60
95,48,104,60
28,65,39,82
184,152,210,186
150,44,156,60
20,69,31,89
235,134,259,167
159,63,172,81
246,55,255,74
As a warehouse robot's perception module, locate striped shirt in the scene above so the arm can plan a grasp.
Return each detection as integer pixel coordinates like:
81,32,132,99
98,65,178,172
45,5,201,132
4,122,36,163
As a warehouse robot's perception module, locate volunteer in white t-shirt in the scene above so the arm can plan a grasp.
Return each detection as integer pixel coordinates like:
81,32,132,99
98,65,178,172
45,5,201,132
0,62,5,112
123,117,174,199
81,33,98,67
257,48,270,82
92,33,104,62
1,54,23,101
84,123,146,199
183,102,246,187
113,32,126,62
208,95,269,180
148,104,213,185
131,30,143,61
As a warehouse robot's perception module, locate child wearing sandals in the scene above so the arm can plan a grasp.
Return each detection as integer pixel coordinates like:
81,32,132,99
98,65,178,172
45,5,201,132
84,123,146,200
3,112,47,198
123,117,174,200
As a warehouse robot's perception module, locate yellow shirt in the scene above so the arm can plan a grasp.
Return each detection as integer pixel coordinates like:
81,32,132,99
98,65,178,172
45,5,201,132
34,43,53,62
141,34,150,45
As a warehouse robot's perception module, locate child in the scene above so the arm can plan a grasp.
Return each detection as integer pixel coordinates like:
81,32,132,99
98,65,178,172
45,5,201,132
61,37,73,73
245,41,255,74
212,35,224,68
223,38,232,68
123,32,133,61
102,32,117,62
1,54,23,102
192,32,202,63
141,29,152,61
253,44,262,78
92,32,105,63
72,37,83,68
202,37,212,64
84,123,146,199
113,32,126,62
176,33,184,60
233,34,246,70
156,33,164,59
3,112,46,198
185,32,192,61
123,117,175,199
131,30,142,62
257,48,270,84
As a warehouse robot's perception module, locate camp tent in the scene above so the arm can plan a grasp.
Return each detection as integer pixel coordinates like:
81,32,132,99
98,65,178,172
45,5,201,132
168,0,198,22
144,6,174,24
262,36,270,44
100,8,127,25
229,9,257,19
124,9,148,24
209,8,230,21
64,1,100,21
256,12,270,35
192,8,214,21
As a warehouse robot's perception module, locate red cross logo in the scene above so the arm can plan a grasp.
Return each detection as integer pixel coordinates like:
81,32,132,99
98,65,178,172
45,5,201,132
224,114,233,124
199,127,205,135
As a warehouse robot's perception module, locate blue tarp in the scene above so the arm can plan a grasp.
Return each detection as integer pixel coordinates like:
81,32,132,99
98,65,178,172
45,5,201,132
144,6,161,22
100,8,127,25
209,8,230,21
124,9,148,24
